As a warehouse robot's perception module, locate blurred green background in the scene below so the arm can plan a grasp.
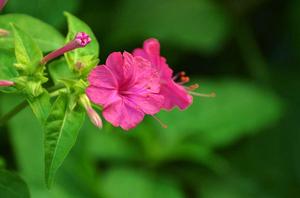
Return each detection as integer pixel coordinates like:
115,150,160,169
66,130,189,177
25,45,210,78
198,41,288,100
1,0,300,197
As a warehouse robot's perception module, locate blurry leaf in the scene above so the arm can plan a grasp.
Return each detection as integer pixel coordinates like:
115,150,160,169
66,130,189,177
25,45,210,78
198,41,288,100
44,93,85,187
0,170,30,198
5,0,79,28
199,173,266,198
101,168,184,198
48,58,77,84
82,121,140,161
157,78,283,149
287,0,300,58
0,49,18,93
112,0,231,53
12,24,42,74
0,49,18,79
27,92,51,124
64,12,99,74
0,14,64,52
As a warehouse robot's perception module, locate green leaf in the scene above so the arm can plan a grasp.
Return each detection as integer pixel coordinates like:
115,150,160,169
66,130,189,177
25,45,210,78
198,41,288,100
0,170,30,198
5,0,79,28
0,14,64,52
0,49,18,79
27,92,51,124
11,24,43,74
101,168,184,198
0,49,18,93
0,94,88,198
64,12,99,74
44,93,85,188
83,121,139,161
157,78,283,149
48,58,77,85
111,0,231,53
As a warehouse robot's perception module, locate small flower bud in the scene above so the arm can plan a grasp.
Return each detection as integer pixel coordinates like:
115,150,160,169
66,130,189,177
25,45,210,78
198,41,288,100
41,32,91,64
79,94,102,128
86,107,102,128
0,0,7,11
0,29,9,37
0,80,14,87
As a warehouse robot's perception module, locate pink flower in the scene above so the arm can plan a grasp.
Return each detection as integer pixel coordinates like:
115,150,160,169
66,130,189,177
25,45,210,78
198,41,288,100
133,38,215,110
86,52,164,130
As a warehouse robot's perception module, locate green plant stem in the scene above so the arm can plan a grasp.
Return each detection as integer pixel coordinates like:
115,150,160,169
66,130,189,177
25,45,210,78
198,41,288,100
0,100,28,126
0,84,66,126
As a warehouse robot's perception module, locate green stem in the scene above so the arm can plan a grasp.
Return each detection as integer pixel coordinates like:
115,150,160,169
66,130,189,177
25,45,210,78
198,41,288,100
0,84,66,126
0,100,28,126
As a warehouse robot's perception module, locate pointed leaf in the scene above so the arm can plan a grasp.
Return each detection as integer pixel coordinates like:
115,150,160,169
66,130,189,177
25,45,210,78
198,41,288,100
12,24,43,74
0,14,64,52
44,93,85,188
27,92,51,124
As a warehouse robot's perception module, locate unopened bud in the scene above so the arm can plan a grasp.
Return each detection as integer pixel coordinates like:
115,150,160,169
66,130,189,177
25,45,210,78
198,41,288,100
79,94,102,128
0,80,14,87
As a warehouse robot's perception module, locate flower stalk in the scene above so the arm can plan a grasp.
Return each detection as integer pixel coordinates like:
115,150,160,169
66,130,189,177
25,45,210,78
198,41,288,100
41,32,91,64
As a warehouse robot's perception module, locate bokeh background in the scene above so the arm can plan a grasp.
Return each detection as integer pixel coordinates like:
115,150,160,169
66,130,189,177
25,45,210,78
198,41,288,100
1,0,300,197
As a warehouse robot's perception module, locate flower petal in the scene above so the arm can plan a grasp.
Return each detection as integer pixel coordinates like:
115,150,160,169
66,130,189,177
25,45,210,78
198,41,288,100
105,52,125,83
87,65,118,89
160,81,193,110
103,99,144,130
86,85,120,106
128,93,164,115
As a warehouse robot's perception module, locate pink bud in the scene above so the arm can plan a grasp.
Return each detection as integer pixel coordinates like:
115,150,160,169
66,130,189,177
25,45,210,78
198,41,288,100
0,80,14,87
86,107,102,128
0,0,7,11
41,32,91,64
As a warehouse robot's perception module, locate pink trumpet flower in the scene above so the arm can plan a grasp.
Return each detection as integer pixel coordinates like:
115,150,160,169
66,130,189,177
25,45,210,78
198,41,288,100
133,38,215,111
0,80,14,87
86,52,164,130
41,32,91,64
